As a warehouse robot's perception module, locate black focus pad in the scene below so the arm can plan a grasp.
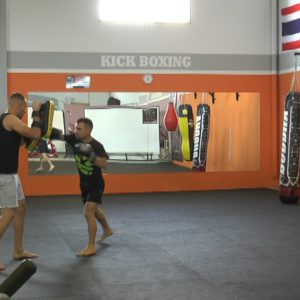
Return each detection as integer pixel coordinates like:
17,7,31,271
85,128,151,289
26,100,55,152
39,100,55,137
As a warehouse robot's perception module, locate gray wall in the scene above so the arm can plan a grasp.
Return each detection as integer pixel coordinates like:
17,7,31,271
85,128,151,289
5,0,276,74
6,0,275,55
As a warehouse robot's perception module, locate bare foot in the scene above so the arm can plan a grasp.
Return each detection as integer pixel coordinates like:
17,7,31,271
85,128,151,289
76,247,96,257
13,250,39,261
49,165,55,172
97,229,114,243
0,263,5,271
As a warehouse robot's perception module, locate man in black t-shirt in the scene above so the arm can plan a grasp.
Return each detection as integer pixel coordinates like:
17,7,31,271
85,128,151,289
52,118,113,257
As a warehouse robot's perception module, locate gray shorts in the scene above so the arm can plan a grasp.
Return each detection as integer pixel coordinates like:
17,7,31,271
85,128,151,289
0,174,25,208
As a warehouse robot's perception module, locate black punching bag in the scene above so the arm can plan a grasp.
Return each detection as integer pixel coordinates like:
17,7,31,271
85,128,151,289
0,259,37,297
279,91,300,204
192,104,210,171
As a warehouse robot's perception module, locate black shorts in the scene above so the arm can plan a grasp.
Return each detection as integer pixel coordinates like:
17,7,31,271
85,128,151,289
80,182,105,204
38,139,48,154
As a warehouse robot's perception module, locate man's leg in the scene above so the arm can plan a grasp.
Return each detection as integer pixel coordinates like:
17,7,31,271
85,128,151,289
95,207,113,242
77,202,97,256
0,207,16,270
36,154,44,171
41,153,55,171
0,208,15,238
13,199,39,260
0,174,19,270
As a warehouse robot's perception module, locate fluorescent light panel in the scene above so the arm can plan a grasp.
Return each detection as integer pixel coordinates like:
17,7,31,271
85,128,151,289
99,0,190,24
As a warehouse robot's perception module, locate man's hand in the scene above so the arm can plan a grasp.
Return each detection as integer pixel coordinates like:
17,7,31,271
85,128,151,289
50,127,64,140
32,101,42,112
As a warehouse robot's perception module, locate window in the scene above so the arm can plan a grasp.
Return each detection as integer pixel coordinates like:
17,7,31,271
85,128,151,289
98,0,190,24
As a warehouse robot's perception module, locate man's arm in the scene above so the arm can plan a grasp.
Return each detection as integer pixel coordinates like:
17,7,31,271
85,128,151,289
49,128,65,141
94,156,108,169
3,100,43,139
94,143,109,169
4,115,42,139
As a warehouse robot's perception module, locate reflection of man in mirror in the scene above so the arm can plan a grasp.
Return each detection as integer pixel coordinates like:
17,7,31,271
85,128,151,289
49,118,114,257
67,110,75,133
107,97,121,106
66,110,75,133
35,138,55,172
68,122,75,134
0,93,41,271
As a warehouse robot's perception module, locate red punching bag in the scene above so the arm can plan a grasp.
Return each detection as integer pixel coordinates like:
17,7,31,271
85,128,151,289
164,102,178,131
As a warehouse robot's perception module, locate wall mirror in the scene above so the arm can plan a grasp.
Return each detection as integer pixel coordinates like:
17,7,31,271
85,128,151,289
27,92,260,175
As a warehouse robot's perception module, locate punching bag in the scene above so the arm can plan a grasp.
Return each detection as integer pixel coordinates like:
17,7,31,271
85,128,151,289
164,102,178,131
0,259,37,297
178,104,194,161
193,104,210,171
279,91,300,204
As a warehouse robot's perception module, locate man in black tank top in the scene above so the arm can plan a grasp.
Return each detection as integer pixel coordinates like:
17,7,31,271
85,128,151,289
0,93,43,271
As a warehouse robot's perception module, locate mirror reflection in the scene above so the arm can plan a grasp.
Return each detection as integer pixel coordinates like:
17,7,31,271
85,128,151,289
27,92,260,175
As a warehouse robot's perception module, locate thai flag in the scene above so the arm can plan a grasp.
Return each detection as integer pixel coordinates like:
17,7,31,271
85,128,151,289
282,3,300,51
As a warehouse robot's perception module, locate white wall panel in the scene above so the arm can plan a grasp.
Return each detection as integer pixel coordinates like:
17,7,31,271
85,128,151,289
85,107,160,159
6,0,276,55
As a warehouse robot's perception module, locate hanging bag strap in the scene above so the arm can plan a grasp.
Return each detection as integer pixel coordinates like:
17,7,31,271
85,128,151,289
290,52,300,92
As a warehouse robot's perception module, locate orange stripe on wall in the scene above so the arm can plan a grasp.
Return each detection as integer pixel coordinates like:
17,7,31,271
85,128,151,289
8,72,278,196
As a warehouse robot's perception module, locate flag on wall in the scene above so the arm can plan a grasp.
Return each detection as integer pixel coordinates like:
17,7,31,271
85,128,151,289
282,3,300,51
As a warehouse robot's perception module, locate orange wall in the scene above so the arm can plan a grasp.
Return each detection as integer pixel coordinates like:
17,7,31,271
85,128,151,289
8,72,278,196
